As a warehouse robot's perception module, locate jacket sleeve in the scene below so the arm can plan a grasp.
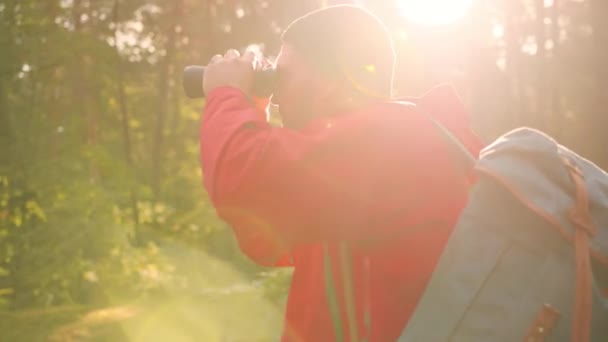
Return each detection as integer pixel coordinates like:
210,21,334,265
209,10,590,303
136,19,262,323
199,87,367,266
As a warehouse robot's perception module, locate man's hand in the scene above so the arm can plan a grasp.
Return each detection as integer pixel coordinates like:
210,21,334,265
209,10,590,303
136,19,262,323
203,49,255,97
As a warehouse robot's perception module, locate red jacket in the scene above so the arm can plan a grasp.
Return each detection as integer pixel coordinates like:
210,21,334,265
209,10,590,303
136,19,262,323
200,85,483,342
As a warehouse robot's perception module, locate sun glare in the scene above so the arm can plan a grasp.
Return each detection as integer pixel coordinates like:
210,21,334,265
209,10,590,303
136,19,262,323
398,0,473,26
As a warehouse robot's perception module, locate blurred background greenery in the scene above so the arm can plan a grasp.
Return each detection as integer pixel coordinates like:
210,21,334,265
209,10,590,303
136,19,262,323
1,0,606,341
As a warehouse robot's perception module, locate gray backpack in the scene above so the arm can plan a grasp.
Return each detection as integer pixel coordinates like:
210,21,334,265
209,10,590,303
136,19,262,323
398,127,608,342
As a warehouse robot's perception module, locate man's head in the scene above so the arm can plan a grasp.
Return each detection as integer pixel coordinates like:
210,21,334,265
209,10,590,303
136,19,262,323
271,5,396,129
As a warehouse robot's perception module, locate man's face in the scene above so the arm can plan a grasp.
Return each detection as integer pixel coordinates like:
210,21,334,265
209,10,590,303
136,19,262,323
271,44,327,129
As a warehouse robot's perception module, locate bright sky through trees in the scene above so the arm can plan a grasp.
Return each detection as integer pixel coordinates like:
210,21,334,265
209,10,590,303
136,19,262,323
397,0,473,26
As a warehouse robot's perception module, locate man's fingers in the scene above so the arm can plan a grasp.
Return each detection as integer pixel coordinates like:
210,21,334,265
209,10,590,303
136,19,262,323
253,59,262,70
224,48,240,59
210,54,222,64
260,57,273,68
203,49,256,96
242,51,255,65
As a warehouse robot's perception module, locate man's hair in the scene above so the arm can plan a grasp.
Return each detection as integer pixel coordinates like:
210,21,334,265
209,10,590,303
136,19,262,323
281,5,395,99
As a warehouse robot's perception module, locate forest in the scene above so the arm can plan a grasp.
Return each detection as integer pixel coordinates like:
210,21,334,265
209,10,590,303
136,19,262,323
1,0,606,340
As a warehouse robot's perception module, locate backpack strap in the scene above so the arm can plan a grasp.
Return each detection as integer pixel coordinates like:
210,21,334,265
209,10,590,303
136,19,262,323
324,101,478,342
324,243,345,342
524,304,561,342
339,242,360,342
323,242,366,342
562,156,597,342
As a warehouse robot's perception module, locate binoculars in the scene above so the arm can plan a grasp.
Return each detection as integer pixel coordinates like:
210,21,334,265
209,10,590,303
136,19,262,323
182,65,276,99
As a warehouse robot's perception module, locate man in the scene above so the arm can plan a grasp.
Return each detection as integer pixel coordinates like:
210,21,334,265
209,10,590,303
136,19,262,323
200,5,483,342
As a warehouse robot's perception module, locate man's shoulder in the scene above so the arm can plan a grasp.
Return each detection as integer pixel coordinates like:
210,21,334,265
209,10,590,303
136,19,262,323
345,100,435,139
309,100,424,132
299,101,438,158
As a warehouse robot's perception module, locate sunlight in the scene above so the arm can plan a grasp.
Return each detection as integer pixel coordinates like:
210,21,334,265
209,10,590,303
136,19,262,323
397,0,473,26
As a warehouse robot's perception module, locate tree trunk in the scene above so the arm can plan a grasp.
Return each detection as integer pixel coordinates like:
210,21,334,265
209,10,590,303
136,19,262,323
505,0,524,127
469,0,500,140
113,0,139,226
0,80,11,164
170,64,181,140
152,1,181,197
535,0,547,130
589,0,608,168
0,0,17,164
70,0,89,146
549,0,561,138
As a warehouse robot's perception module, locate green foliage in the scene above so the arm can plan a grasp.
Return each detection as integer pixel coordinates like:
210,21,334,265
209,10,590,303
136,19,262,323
0,0,297,340
1,0,607,340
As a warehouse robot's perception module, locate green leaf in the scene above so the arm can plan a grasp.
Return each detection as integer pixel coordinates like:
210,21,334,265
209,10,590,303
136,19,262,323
25,201,46,222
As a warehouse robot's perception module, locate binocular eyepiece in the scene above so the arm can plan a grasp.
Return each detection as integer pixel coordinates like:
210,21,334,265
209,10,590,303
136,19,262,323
182,65,276,99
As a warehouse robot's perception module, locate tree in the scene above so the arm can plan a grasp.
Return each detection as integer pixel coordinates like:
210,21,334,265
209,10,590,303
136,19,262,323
1,0,606,340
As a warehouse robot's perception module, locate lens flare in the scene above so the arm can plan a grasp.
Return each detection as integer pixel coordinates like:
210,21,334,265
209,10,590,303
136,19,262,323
398,0,473,26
